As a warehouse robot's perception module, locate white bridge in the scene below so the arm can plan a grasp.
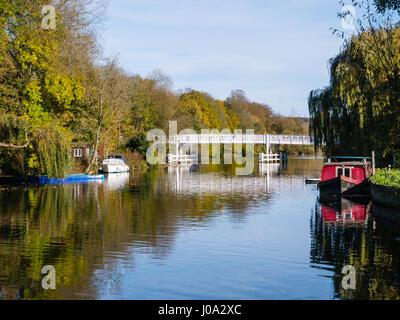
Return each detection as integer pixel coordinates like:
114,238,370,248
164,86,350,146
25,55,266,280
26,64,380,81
168,134,314,146
163,134,315,164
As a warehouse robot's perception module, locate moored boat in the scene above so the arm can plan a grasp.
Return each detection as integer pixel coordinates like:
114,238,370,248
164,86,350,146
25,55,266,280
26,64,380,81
38,174,104,185
318,156,373,199
305,178,321,184
100,155,130,173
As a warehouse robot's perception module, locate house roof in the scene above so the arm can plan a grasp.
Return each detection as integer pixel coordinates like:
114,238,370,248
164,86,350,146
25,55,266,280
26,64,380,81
71,142,90,148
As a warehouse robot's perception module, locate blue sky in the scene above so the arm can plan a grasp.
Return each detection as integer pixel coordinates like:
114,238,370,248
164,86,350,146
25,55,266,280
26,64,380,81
101,0,348,117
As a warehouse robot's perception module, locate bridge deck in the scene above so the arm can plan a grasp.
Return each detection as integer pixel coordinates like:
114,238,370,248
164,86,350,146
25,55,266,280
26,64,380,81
167,134,314,145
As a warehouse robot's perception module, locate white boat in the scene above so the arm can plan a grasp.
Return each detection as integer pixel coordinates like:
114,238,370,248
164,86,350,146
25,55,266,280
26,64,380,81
100,155,130,173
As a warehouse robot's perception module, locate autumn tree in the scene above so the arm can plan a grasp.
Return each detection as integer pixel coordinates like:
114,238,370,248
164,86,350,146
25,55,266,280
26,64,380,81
0,0,103,177
80,58,131,173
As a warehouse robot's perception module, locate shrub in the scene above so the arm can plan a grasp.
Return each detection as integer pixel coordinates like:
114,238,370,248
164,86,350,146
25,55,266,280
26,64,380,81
370,169,400,188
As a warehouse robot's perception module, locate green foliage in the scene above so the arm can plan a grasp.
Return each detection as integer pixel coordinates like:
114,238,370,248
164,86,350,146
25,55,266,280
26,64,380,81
0,114,71,178
0,114,27,144
129,74,177,133
374,0,400,12
177,90,223,130
225,89,270,132
0,0,316,177
309,26,400,163
370,169,400,187
124,134,149,156
33,124,71,178
0,0,94,177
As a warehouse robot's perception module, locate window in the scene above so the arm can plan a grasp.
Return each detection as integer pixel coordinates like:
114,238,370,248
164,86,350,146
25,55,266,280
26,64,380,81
337,167,352,178
74,149,82,157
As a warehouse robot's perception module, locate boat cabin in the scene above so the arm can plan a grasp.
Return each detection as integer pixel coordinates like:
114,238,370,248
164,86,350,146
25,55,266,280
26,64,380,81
105,155,127,163
100,155,130,173
321,162,371,184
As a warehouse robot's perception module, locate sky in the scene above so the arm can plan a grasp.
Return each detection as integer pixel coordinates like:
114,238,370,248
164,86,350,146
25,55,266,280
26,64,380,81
101,0,349,117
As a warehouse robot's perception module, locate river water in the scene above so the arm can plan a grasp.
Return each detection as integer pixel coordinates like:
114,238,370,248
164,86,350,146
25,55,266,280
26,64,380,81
1,159,400,300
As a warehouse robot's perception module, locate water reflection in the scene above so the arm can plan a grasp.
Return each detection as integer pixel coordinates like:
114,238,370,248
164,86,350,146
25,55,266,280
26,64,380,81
0,165,283,299
166,164,280,197
311,198,400,300
2,159,400,299
104,172,130,191
320,198,370,227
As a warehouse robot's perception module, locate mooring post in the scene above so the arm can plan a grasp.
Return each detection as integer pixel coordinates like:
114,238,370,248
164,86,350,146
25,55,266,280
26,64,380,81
265,134,270,158
372,151,376,175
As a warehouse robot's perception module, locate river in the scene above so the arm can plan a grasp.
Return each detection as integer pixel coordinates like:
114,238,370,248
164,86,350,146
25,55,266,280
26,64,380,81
1,159,400,300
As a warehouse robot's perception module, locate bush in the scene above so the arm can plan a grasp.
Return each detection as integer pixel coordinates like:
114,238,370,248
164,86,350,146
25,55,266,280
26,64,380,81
370,169,400,188
116,151,148,171
124,134,149,156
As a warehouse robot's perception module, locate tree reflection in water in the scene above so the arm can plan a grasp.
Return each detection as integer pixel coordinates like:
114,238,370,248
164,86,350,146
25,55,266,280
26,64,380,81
2,160,400,300
0,165,276,299
311,198,400,300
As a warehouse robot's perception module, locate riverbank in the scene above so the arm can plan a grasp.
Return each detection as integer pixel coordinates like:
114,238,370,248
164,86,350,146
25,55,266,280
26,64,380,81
370,169,400,208
370,169,400,188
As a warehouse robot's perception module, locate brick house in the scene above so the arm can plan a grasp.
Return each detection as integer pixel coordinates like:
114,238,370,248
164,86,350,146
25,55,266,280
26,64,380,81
71,143,92,165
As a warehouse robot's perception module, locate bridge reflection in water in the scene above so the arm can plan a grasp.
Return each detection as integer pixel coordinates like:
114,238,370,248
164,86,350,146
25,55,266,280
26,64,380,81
3,159,400,299
165,163,287,196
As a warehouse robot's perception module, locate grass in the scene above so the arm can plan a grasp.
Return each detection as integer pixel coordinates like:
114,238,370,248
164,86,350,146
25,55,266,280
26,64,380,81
370,168,400,188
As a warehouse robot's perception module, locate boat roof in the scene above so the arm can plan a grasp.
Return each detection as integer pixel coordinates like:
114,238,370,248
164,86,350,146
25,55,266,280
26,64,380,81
323,161,370,167
106,155,126,162
330,156,371,160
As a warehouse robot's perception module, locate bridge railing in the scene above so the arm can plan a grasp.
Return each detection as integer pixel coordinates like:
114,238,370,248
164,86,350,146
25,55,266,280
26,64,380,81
169,134,314,146
171,134,266,144
269,135,314,145
259,153,288,163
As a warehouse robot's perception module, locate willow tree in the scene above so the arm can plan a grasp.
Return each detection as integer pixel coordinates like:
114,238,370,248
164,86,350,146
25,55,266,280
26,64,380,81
0,115,71,177
374,0,400,12
309,1,400,164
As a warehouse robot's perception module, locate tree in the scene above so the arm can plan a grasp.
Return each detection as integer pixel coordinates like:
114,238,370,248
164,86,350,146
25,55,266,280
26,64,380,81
374,0,400,12
309,0,400,164
81,58,131,173
129,71,177,134
0,0,103,177
176,90,223,131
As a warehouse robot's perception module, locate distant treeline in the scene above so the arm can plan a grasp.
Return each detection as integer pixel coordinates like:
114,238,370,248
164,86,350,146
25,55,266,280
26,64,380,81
308,0,400,166
0,0,310,178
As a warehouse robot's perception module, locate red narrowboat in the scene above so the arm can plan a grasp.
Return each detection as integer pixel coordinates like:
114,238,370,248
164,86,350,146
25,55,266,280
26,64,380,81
318,157,373,198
